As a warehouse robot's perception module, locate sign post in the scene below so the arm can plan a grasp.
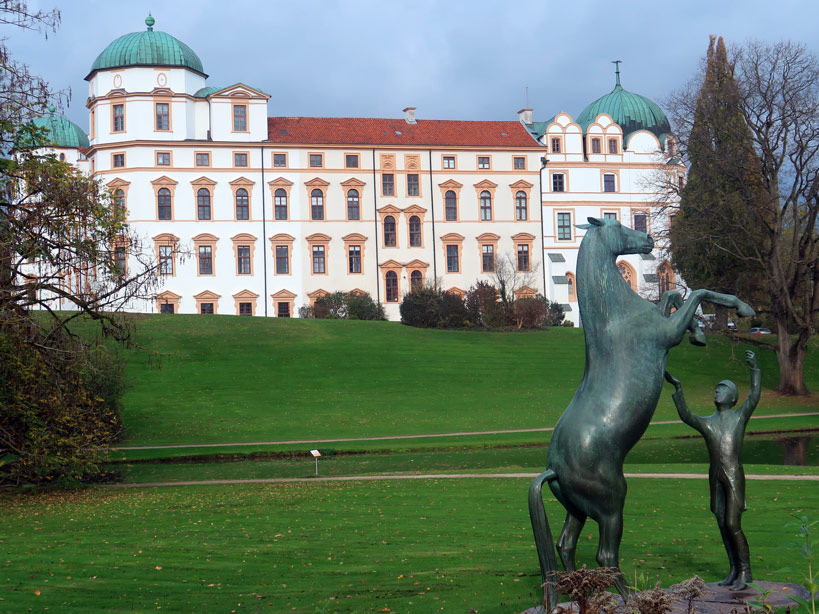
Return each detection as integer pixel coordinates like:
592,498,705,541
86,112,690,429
310,449,321,476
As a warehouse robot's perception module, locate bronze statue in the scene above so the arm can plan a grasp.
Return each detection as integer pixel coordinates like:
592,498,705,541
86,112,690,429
664,350,761,591
528,217,754,607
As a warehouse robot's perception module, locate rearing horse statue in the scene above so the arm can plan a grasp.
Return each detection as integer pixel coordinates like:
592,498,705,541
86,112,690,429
529,217,753,607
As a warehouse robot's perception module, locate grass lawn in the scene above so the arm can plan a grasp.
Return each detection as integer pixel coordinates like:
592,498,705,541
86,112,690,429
2,477,816,613
119,316,819,447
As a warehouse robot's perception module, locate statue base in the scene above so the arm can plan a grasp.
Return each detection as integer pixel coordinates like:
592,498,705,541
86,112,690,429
520,581,810,614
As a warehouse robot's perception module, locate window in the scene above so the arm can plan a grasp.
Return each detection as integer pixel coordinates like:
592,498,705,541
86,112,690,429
515,191,527,221
633,212,647,233
273,153,287,167
155,103,169,131
383,215,396,247
604,174,616,192
407,173,420,196
160,303,175,314
113,104,124,132
197,188,211,220
237,246,251,274
551,138,561,153
514,156,526,170
345,154,359,168
114,246,126,273
156,152,170,166
309,153,323,168
113,189,125,216
480,190,492,221
603,212,617,221
233,105,247,131
517,244,530,271
235,188,249,220
310,189,324,220
557,212,572,240
482,244,494,272
59,152,65,161
678,175,685,192
446,244,459,272
113,153,125,168
567,272,577,302
200,302,214,314
591,138,601,154
347,189,360,220
445,190,457,221
312,245,325,274
274,188,288,220
198,245,213,275
385,271,399,302
275,245,289,274
239,302,252,316
443,156,455,169
552,173,565,192
608,138,618,154
277,302,290,318
409,215,421,247
382,173,394,196
234,152,248,167
157,187,172,220
159,245,173,275
478,156,490,169
348,245,361,273
409,270,422,290
196,152,210,167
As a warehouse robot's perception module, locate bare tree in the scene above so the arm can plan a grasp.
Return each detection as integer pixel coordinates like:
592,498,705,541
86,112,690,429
488,250,541,310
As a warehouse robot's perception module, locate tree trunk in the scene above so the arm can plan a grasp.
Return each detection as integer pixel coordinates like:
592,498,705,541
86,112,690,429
774,314,810,395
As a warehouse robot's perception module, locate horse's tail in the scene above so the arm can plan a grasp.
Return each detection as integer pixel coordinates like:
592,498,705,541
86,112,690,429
529,468,559,611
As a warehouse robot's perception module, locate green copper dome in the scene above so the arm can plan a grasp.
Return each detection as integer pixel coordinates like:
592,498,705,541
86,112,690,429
32,108,90,149
86,14,205,79
576,71,671,143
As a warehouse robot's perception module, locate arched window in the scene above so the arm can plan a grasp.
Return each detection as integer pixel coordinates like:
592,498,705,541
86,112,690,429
347,189,360,220
235,188,249,220
384,215,396,247
445,190,457,221
311,189,324,220
567,272,577,302
617,261,637,291
409,215,421,247
59,152,65,161
114,189,125,216
274,188,287,220
410,270,423,290
480,190,492,221
385,270,398,302
157,187,172,220
197,188,211,220
658,261,676,295
515,191,527,221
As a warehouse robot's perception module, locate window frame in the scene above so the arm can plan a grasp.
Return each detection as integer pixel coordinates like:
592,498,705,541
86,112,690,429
156,151,171,167
159,244,174,276
233,152,249,168
603,173,617,193
444,190,458,221
309,153,323,168
274,188,288,221
231,234,257,277
348,244,362,274
193,234,218,277
275,244,290,275
408,215,422,247
273,152,287,168
477,155,491,170
198,244,213,275
195,152,211,167
312,244,326,274
310,188,325,221
235,187,250,220
270,234,294,276
112,152,125,168
551,172,565,193
516,243,530,272
446,244,460,273
232,103,248,132
385,270,399,303
608,138,619,154
632,210,649,234
556,211,573,241
515,190,528,221
383,215,397,247
345,153,360,169
237,245,252,275
346,188,360,221
112,103,125,133
197,187,212,221
479,190,493,221
157,187,172,220
482,244,495,273
550,137,562,153
382,173,395,196
591,137,601,154
513,156,526,170
155,101,170,131
407,173,420,197
442,155,456,170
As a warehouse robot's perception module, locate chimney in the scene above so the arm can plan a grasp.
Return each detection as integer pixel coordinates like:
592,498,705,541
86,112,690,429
518,108,533,125
403,107,417,124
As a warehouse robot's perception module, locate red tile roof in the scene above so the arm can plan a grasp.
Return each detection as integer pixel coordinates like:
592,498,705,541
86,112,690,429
266,117,540,148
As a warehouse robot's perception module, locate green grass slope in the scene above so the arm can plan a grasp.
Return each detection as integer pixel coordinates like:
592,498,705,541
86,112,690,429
120,315,817,447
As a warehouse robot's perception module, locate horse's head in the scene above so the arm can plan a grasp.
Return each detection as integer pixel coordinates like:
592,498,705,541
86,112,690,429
577,216,654,256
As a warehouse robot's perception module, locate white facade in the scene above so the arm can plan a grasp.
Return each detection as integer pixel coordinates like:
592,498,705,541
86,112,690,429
46,21,680,322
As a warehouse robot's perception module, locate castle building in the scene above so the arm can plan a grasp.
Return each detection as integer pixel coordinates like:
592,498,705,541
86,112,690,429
40,15,680,322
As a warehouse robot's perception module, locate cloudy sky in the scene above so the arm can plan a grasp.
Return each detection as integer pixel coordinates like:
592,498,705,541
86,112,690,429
7,0,819,132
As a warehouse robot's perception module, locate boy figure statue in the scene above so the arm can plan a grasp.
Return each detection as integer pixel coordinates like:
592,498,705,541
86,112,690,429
664,350,761,591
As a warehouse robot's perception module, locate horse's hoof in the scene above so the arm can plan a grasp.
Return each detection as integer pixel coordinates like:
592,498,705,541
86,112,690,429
736,302,755,317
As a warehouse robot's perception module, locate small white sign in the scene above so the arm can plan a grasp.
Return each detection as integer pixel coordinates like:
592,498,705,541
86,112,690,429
310,449,321,457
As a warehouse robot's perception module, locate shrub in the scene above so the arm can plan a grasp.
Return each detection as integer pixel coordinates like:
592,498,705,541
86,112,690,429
511,297,548,329
310,291,385,321
298,305,314,318
438,292,469,328
543,297,566,327
400,285,443,328
465,281,505,328
346,292,386,321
